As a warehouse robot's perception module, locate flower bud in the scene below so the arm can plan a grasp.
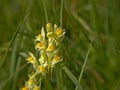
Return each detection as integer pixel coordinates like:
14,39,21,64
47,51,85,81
46,23,53,32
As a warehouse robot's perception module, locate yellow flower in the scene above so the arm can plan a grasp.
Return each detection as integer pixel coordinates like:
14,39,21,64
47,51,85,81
27,78,34,86
25,77,37,89
47,40,56,52
47,45,55,51
38,51,47,64
33,86,40,90
51,55,63,67
55,28,64,36
37,42,43,46
55,55,61,61
35,34,42,41
38,34,42,38
39,65,46,73
47,31,56,38
26,53,36,64
21,86,29,90
35,42,45,50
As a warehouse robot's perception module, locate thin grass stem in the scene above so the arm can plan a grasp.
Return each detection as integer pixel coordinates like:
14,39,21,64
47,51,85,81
60,0,63,27
62,66,83,90
10,35,19,76
11,34,27,90
75,38,94,90
42,0,49,23
0,0,33,69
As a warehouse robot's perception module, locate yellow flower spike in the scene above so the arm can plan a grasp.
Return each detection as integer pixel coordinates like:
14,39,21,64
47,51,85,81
46,23,53,32
21,86,29,90
21,23,65,90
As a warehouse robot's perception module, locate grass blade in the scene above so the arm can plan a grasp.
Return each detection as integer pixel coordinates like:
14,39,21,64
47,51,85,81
62,66,83,90
75,38,94,90
0,1,33,69
0,63,28,90
60,0,64,27
42,0,49,23
72,13,95,38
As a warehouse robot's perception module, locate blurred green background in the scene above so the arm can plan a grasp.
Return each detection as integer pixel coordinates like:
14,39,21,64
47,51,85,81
0,0,120,90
